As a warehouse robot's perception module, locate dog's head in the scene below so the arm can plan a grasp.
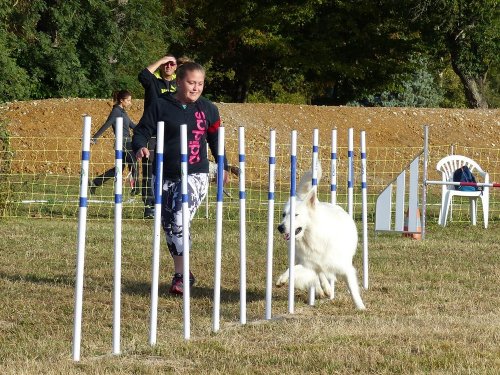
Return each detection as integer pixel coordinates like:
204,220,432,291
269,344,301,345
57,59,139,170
277,187,318,241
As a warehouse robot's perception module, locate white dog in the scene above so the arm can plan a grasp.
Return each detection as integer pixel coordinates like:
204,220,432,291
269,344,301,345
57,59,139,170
276,165,366,310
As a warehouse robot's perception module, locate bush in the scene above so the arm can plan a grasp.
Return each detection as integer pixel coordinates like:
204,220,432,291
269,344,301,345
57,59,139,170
0,32,31,103
348,55,445,108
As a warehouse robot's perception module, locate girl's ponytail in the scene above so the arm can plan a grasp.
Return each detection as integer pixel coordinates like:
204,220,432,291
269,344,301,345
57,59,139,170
113,89,132,104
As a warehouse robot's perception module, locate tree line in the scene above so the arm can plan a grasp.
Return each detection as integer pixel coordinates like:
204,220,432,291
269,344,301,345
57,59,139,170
1,0,498,108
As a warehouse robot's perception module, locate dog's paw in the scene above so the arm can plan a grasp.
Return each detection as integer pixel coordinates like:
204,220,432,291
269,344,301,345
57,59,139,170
318,273,335,299
276,271,289,287
355,302,366,310
321,287,331,299
316,288,326,298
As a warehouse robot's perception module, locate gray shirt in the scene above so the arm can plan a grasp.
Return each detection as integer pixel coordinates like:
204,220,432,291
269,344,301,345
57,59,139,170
92,104,136,144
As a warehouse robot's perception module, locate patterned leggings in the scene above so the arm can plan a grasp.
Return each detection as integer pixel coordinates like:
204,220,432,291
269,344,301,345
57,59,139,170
161,173,208,256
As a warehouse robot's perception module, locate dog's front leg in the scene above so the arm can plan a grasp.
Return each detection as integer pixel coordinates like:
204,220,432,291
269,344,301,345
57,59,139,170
277,265,326,299
276,268,290,286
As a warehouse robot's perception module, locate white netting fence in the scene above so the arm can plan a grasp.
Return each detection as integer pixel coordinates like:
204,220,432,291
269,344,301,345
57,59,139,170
1,135,499,223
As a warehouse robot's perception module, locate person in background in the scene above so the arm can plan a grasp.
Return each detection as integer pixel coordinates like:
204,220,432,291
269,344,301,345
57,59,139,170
138,54,178,218
133,62,228,295
89,90,138,195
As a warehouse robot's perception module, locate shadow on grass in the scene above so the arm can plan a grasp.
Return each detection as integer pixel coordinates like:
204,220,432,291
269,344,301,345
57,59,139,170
0,271,74,287
0,270,264,304
122,279,263,303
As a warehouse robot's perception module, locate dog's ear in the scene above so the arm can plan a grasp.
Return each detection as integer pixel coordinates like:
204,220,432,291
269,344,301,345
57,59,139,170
304,187,318,209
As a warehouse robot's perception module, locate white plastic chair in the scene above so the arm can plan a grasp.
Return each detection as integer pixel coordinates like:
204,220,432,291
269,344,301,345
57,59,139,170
436,155,489,228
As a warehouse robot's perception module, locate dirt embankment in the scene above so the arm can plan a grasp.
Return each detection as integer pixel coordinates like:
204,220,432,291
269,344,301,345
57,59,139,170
1,99,499,175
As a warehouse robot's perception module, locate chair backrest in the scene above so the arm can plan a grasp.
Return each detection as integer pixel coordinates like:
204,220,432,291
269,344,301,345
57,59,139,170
436,155,486,184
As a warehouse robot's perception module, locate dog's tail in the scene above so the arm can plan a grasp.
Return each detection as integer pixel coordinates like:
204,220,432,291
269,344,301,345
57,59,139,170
297,163,322,200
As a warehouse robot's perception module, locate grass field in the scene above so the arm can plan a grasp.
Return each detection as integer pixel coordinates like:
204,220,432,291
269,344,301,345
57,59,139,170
0,217,499,374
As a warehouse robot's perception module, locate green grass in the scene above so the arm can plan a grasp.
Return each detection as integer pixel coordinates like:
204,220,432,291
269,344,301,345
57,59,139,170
0,217,499,374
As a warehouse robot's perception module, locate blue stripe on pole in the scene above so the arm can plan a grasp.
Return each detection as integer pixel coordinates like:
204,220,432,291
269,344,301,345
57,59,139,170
348,181,353,188
115,150,123,159
239,154,245,162
268,192,274,200
312,178,318,186
361,152,366,159
216,187,223,201
240,191,246,199
361,182,367,189
115,194,122,204
331,152,337,159
154,188,161,204
313,145,318,152
82,151,90,161
154,153,163,204
290,155,297,197
156,154,164,171
182,194,188,203
216,155,224,202
348,150,353,157
79,197,88,207
331,184,337,191
155,155,163,178
181,154,188,163
269,156,275,164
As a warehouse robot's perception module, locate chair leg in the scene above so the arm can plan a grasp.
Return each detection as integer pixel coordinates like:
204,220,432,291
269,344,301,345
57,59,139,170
481,196,489,229
439,194,452,227
470,198,477,226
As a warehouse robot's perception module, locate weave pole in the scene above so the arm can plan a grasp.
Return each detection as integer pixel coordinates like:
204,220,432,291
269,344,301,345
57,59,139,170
265,129,276,320
421,125,429,240
360,131,368,289
72,115,92,362
212,126,225,332
348,128,354,217
180,124,191,340
149,121,165,346
112,117,123,355
331,129,337,205
238,126,247,325
308,128,319,306
288,130,297,314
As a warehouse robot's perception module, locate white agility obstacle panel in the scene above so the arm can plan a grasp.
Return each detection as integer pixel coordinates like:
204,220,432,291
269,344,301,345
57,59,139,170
375,152,423,236
375,125,430,239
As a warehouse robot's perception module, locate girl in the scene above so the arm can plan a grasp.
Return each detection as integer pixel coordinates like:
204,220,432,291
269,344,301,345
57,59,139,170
133,62,228,295
89,90,138,195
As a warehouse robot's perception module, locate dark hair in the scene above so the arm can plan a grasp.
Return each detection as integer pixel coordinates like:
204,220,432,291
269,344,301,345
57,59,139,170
176,55,193,67
176,62,205,80
113,89,131,104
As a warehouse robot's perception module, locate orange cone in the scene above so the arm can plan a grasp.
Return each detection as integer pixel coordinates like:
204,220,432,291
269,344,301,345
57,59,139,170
403,208,422,240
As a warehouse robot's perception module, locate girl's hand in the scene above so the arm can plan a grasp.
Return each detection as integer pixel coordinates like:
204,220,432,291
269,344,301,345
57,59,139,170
136,147,150,159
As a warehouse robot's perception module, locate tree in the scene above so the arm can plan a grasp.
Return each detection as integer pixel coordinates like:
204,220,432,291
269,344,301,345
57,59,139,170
4,0,119,98
109,0,184,99
168,0,307,102
294,0,418,104
168,0,418,104
0,0,183,100
409,0,500,108
0,6,30,102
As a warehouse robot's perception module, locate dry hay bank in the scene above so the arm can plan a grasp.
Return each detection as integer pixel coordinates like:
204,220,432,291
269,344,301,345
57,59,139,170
1,99,499,177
